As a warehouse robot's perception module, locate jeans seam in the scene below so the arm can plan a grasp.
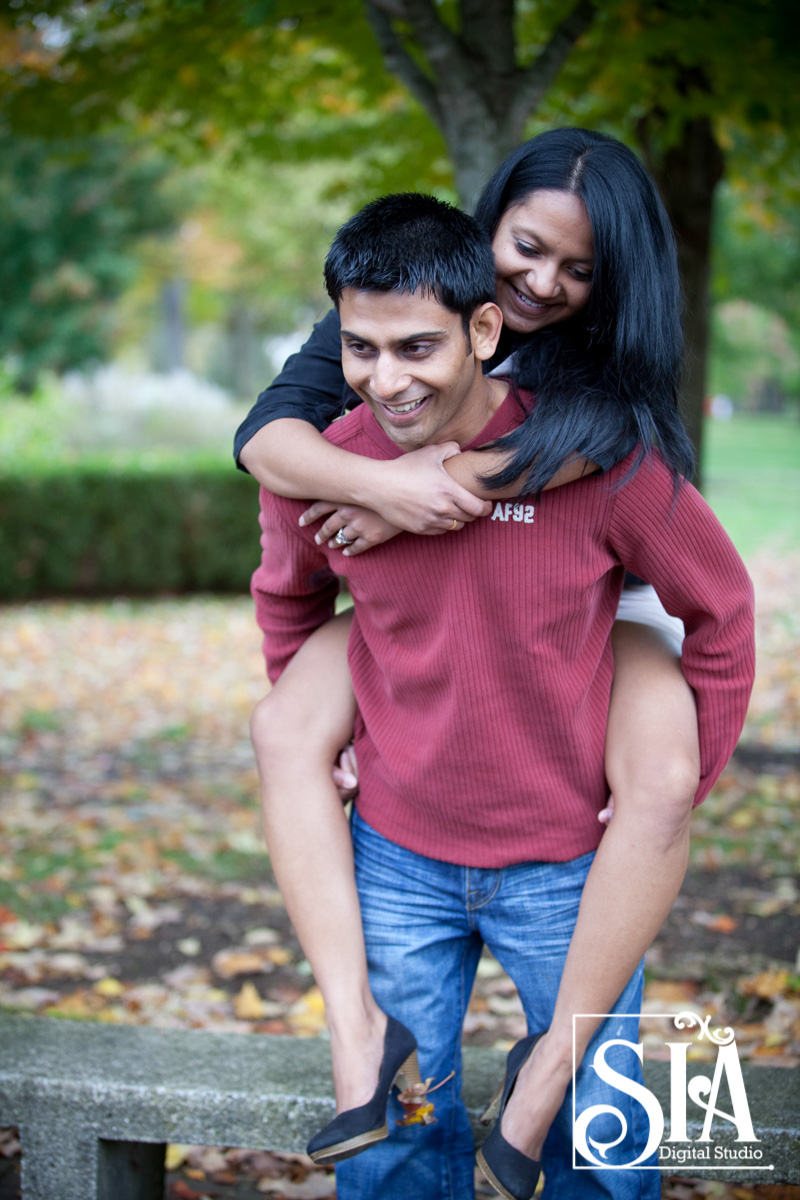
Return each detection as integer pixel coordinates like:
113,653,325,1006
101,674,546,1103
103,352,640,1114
465,866,503,912
438,932,479,1200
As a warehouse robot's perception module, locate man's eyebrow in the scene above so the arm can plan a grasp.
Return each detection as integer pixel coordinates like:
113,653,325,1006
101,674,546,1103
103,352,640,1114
340,329,448,344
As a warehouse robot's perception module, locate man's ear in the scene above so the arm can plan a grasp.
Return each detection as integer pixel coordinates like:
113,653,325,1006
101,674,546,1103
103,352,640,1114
470,302,504,362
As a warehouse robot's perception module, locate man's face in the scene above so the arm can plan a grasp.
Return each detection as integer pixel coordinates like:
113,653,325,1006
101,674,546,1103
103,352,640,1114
339,288,494,452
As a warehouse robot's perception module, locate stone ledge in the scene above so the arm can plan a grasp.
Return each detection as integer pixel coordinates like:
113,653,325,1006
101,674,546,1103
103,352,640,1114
0,1015,797,1198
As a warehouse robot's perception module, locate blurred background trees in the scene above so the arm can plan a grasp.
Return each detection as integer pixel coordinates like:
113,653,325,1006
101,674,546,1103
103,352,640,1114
0,131,178,391
0,0,798,474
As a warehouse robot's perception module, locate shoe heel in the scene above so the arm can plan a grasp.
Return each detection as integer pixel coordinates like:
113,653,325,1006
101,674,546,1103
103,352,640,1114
480,1079,504,1125
394,1047,421,1091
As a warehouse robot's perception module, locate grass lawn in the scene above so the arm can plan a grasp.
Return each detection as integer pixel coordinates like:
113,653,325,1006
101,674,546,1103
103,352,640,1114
702,412,800,558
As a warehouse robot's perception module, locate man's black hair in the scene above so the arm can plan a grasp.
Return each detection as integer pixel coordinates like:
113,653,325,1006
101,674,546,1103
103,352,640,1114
324,193,495,335
474,127,695,491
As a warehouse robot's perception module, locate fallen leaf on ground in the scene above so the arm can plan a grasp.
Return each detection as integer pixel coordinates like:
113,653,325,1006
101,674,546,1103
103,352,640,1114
233,981,266,1020
256,1171,336,1197
212,946,277,979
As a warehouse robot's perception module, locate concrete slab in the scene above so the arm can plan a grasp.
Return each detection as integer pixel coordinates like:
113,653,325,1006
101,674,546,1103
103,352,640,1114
0,1016,796,1198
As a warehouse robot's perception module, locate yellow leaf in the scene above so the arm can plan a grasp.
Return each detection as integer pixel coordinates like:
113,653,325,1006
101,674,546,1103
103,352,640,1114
233,981,266,1020
212,946,277,978
165,1144,193,1171
265,946,293,966
287,986,326,1035
94,976,125,998
739,970,789,999
5,919,46,950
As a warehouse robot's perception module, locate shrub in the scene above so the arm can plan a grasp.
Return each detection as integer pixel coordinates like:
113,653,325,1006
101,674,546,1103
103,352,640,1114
0,466,261,599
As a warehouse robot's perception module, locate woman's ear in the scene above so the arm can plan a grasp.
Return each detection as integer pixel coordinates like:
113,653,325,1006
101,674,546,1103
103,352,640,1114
470,302,504,361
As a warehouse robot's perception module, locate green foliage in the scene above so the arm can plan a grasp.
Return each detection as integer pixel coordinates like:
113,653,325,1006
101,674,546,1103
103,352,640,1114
0,131,179,388
0,370,243,471
703,414,800,557
0,466,261,599
713,183,800,329
709,183,800,408
551,0,800,152
710,302,800,409
0,1,448,199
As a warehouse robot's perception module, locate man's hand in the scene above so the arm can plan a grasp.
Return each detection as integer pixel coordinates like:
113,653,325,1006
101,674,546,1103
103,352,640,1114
363,442,492,533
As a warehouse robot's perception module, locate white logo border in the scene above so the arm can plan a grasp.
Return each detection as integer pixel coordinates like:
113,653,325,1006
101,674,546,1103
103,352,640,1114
571,1012,775,1172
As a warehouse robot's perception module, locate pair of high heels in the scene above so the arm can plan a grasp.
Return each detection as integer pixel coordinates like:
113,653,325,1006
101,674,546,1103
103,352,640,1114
306,1014,421,1165
476,1032,544,1200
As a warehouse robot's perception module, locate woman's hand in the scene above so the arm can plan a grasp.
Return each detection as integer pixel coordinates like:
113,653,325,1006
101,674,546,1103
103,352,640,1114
598,795,616,825
362,442,492,533
300,501,404,556
301,495,472,556
332,742,358,800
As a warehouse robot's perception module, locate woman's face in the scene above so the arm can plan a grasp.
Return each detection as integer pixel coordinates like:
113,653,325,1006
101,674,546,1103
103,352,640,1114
491,189,594,335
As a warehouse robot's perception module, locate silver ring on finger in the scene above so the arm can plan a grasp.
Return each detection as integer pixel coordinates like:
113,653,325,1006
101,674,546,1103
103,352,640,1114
334,528,354,548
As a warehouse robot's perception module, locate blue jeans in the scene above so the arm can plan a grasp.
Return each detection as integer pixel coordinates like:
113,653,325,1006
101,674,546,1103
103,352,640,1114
337,810,660,1200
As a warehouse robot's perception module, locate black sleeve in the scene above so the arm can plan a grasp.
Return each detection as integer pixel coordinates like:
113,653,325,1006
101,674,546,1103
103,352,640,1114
233,309,359,470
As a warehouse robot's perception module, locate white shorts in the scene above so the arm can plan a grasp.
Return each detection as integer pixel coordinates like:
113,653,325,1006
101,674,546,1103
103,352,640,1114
615,584,685,657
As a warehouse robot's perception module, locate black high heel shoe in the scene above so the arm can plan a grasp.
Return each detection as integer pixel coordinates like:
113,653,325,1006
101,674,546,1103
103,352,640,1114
306,1015,421,1165
476,1032,544,1200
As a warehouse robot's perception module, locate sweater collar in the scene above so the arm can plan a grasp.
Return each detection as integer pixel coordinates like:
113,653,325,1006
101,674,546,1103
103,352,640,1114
357,381,532,459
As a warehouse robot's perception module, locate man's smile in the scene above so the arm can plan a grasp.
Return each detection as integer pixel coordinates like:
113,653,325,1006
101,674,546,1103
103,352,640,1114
376,394,431,418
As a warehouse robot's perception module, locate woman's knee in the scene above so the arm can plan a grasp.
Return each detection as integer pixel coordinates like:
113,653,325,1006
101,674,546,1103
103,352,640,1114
607,622,700,818
250,689,296,766
608,756,696,851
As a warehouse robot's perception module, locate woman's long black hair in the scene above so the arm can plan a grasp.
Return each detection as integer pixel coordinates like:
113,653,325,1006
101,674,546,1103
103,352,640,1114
474,127,695,491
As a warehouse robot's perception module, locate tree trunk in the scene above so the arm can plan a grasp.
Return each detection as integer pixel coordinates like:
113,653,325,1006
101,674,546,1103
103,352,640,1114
364,0,596,209
640,117,725,489
440,105,521,211
160,278,186,373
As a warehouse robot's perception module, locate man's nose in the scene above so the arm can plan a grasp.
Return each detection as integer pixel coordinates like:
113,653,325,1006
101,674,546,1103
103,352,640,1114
369,355,409,400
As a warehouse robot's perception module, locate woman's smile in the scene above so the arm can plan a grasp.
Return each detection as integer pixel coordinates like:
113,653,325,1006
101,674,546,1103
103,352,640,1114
492,190,594,334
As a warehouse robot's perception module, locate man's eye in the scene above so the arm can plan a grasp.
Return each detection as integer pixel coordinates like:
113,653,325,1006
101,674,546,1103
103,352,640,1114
345,342,371,355
403,343,432,356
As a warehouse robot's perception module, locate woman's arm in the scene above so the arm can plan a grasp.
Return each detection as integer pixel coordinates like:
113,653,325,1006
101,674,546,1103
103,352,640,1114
236,309,490,530
445,446,594,497
241,419,490,531
301,437,595,556
236,308,592,531
235,310,348,470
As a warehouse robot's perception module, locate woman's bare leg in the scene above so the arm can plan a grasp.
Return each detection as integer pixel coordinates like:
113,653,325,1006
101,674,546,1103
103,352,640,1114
501,621,700,1159
250,611,387,1113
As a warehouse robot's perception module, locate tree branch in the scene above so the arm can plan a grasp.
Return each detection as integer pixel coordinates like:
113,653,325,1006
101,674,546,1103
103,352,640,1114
367,0,473,94
459,0,515,75
363,1,443,126
508,0,597,134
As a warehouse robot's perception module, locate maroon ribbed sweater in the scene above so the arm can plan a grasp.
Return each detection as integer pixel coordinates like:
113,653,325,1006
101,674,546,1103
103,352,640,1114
252,388,755,867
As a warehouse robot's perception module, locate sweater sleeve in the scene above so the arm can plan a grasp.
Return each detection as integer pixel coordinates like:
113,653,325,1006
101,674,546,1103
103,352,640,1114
233,309,355,469
607,457,755,805
250,488,340,683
